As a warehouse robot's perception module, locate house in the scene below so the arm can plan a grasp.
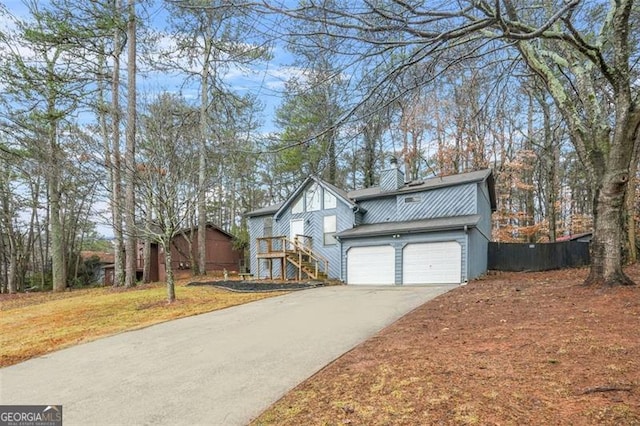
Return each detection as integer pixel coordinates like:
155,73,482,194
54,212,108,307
158,223,243,280
80,251,115,284
555,232,592,243
103,224,243,284
246,165,496,285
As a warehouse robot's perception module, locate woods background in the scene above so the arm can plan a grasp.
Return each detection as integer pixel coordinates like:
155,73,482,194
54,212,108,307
0,0,637,294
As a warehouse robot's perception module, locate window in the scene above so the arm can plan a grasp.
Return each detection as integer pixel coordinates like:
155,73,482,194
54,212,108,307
324,190,337,209
292,197,304,214
323,215,337,245
263,217,273,237
306,183,321,211
292,184,338,214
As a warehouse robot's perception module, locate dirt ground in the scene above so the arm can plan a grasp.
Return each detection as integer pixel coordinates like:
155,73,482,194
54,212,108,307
253,266,640,425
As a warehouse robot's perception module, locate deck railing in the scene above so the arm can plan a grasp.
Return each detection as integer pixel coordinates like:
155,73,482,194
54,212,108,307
257,235,329,279
257,236,289,255
290,237,329,278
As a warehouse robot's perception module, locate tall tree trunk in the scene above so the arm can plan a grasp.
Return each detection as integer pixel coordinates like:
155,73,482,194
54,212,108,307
142,202,152,283
163,239,175,303
0,175,17,293
50,126,66,292
327,136,337,184
586,169,633,286
524,94,536,242
585,116,637,286
110,0,125,287
537,96,559,242
624,135,639,263
362,116,383,188
124,0,137,288
3,233,16,294
197,31,212,277
0,233,6,294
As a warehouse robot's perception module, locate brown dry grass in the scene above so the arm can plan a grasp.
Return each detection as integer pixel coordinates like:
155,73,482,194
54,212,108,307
253,266,640,426
0,278,287,368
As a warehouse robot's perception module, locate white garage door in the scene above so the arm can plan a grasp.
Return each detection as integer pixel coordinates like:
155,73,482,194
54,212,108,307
347,245,395,285
403,241,462,284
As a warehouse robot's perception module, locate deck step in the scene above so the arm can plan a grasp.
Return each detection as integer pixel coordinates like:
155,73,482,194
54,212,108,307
285,250,328,280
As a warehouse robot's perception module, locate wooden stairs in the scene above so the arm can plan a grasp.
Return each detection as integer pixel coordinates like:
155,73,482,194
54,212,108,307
255,235,329,281
285,238,329,280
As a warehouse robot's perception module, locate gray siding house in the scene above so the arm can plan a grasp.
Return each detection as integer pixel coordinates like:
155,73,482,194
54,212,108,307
246,167,496,285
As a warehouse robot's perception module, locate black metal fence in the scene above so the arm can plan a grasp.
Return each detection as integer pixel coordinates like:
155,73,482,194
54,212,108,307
488,241,590,272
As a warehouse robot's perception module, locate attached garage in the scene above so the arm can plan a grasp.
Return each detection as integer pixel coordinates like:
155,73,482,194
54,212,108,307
402,241,461,284
337,216,486,285
347,245,395,285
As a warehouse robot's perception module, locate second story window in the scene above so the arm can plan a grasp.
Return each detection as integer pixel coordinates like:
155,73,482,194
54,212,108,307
263,217,273,237
306,183,321,211
292,197,304,214
323,215,337,245
324,191,337,209
292,183,338,214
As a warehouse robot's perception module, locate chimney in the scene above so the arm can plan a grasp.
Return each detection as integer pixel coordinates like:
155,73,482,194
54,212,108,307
380,156,404,192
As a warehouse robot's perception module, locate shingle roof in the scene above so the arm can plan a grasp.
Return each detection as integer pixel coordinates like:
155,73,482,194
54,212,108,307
245,202,283,217
335,214,481,239
347,169,493,201
245,169,495,218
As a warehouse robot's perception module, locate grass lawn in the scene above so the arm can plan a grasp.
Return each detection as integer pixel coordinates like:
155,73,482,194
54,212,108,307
253,265,640,426
0,278,287,368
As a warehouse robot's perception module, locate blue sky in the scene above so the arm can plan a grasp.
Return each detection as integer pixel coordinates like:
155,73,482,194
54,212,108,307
2,0,297,133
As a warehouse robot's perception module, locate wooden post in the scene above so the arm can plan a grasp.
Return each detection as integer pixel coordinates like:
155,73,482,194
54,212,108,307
280,257,285,280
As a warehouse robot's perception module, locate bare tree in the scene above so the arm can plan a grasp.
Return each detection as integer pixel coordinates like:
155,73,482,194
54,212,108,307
137,92,200,302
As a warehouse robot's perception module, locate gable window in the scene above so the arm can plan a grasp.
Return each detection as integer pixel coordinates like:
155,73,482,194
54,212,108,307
324,190,337,209
306,183,321,212
323,215,337,245
292,197,304,214
263,217,273,237
292,183,340,214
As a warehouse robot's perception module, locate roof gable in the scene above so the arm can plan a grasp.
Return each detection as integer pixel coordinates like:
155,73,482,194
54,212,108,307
273,176,356,219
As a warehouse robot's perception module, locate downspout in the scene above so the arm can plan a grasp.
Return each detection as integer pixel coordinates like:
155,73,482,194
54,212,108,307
335,235,343,282
463,225,469,284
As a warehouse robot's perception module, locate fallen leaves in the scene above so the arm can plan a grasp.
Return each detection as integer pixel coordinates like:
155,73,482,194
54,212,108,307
253,265,640,426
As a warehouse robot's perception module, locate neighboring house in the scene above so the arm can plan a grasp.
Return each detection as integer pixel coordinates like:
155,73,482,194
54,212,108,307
158,223,243,281
555,232,592,243
246,165,496,285
103,224,242,285
80,251,115,285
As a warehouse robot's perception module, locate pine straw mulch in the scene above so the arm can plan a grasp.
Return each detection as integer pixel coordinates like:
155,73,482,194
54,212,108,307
253,265,640,426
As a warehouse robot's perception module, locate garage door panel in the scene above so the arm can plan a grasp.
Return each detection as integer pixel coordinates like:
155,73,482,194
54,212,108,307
347,245,394,285
403,241,461,284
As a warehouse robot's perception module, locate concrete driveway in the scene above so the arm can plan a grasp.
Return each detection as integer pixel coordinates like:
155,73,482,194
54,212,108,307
0,284,455,426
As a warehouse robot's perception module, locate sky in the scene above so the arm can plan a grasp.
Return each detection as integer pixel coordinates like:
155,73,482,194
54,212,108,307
1,0,298,132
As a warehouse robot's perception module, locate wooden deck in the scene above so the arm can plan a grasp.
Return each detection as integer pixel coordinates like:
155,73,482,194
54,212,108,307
256,236,328,280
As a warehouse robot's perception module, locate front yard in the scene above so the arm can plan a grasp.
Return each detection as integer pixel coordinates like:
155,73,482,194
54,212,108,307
254,265,640,425
0,279,287,367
